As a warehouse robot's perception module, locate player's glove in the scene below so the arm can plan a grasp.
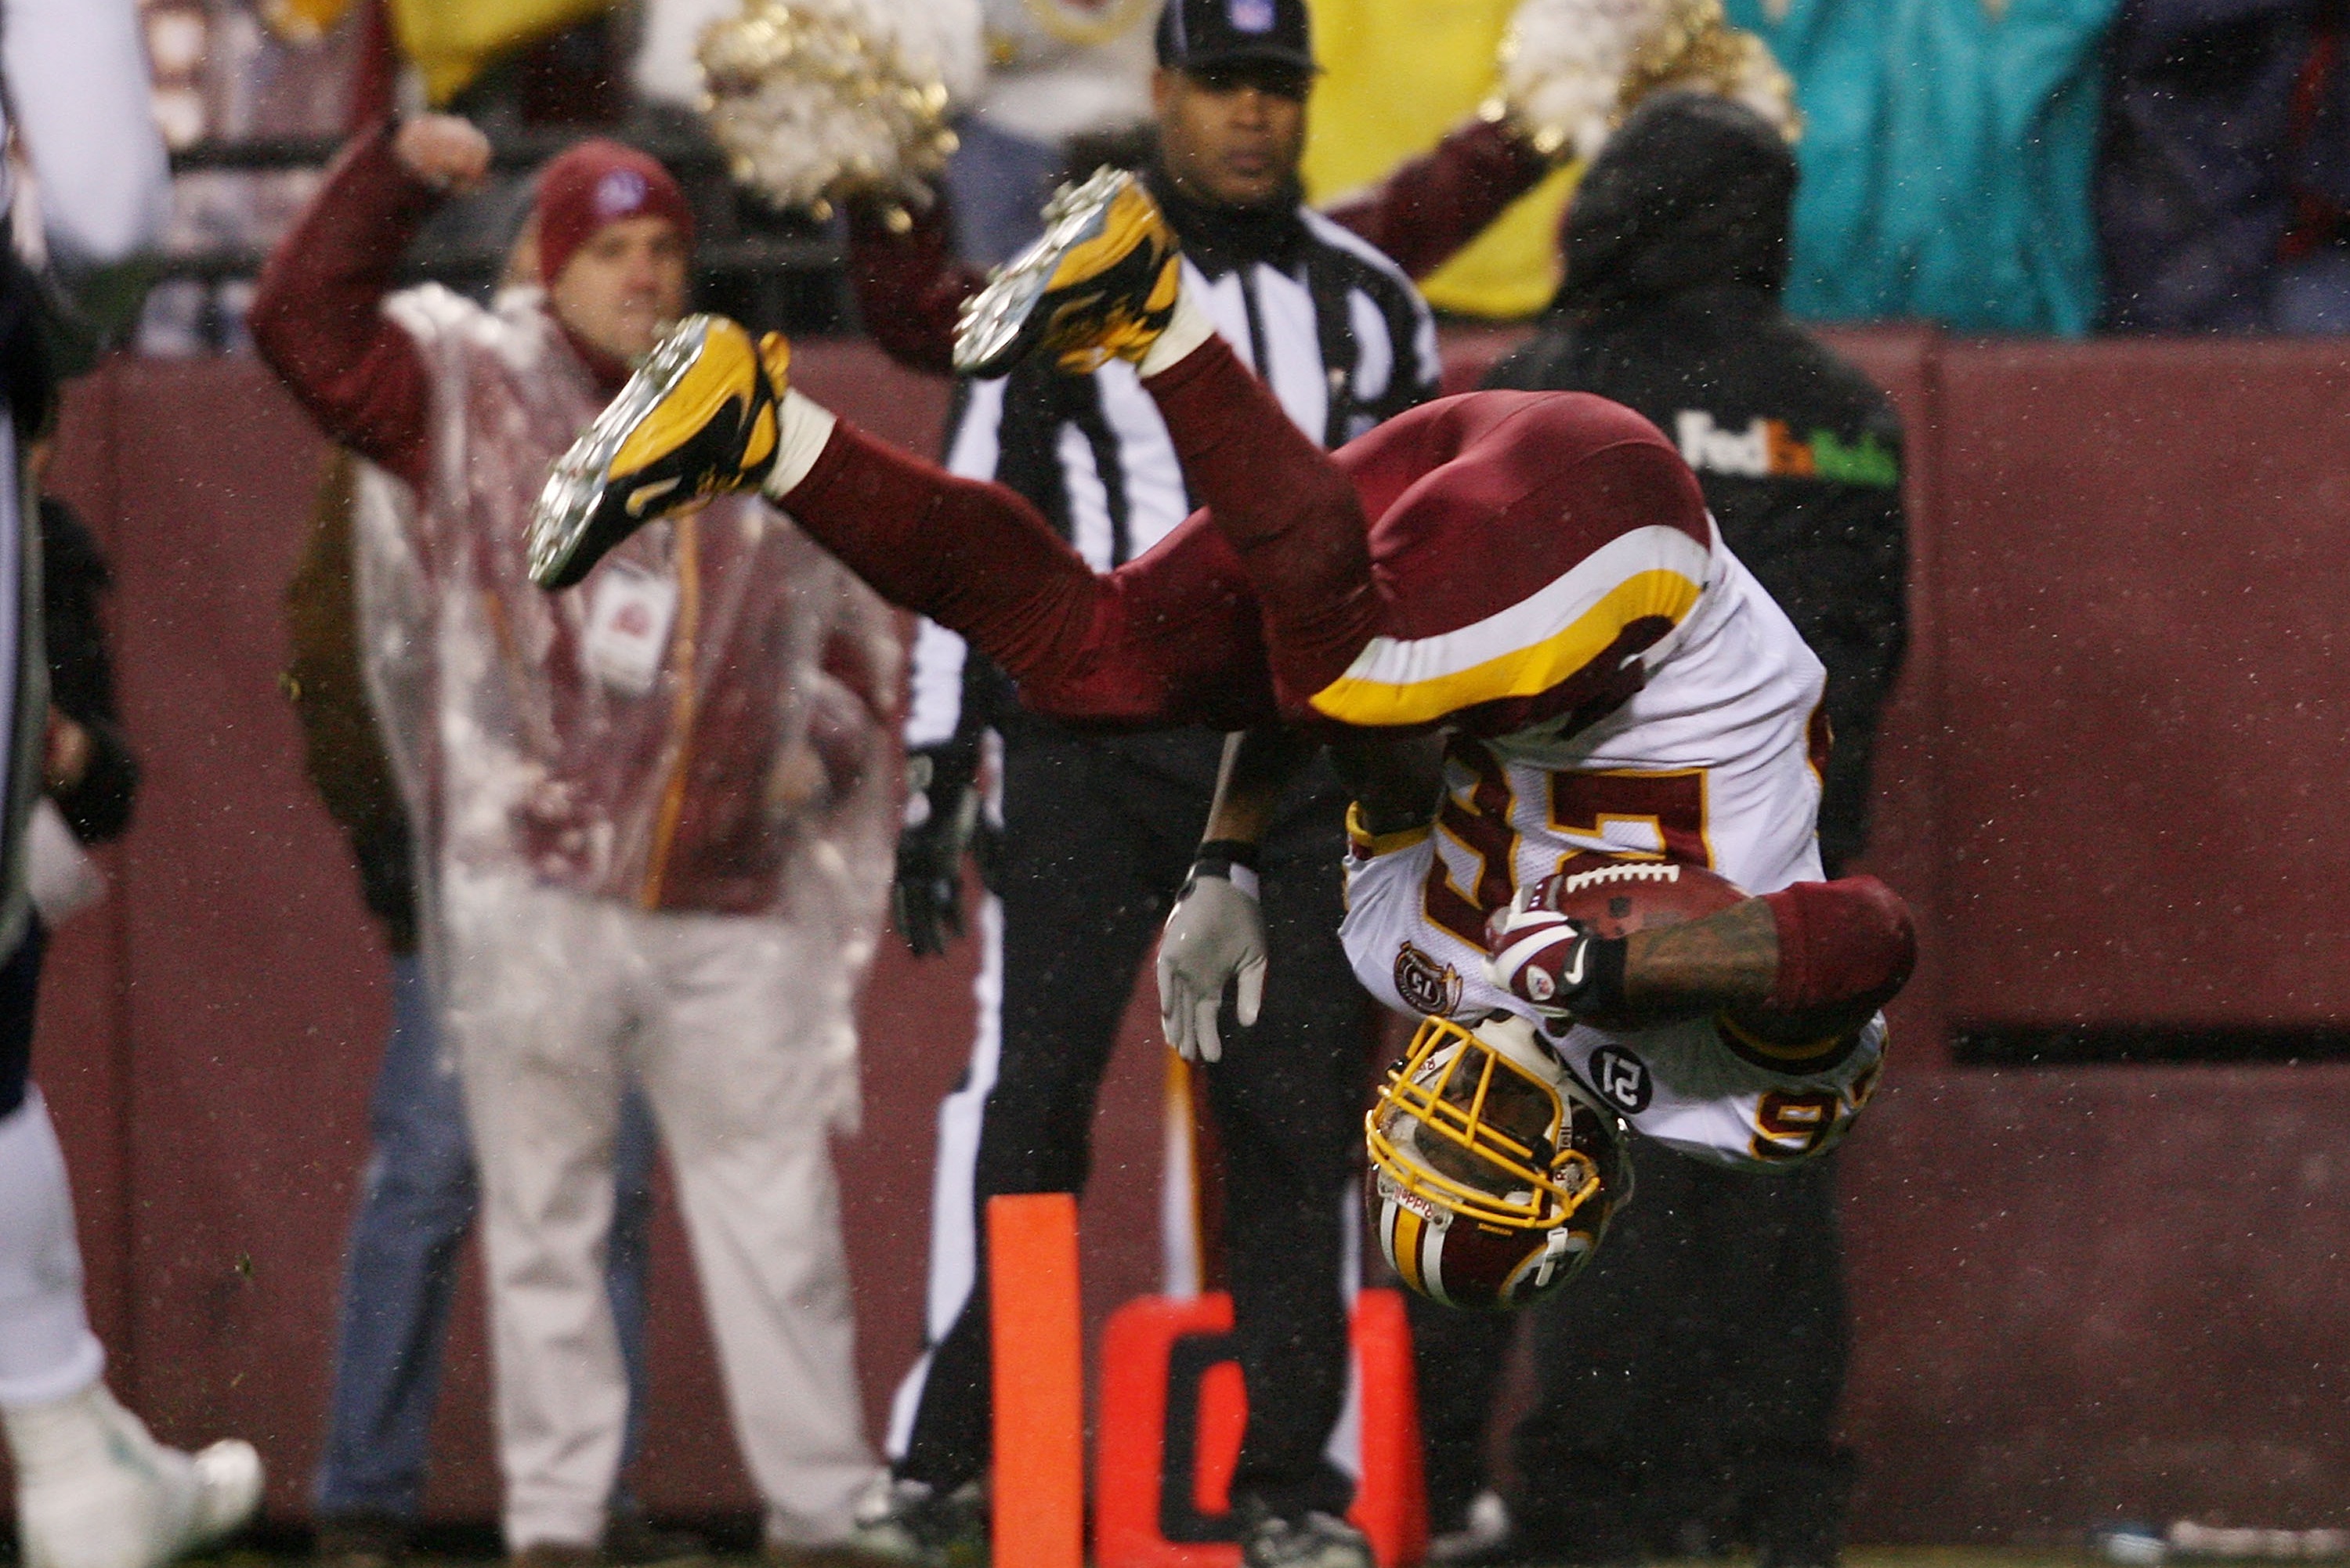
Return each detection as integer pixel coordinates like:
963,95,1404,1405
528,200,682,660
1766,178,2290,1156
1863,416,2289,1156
892,745,985,957
1156,840,1267,1065
1482,891,1628,1021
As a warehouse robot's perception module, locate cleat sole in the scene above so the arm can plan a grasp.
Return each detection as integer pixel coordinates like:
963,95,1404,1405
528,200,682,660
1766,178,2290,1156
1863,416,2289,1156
953,167,1172,379
530,315,719,591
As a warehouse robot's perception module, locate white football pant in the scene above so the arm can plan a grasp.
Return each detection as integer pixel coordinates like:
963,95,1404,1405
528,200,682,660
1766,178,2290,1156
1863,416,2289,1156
0,1090,104,1408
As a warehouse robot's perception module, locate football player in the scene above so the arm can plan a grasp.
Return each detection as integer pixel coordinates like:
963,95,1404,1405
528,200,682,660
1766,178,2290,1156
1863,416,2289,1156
0,3,264,1567
529,170,1915,1303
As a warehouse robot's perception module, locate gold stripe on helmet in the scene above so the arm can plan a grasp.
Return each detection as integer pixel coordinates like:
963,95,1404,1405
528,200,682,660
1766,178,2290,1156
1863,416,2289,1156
1390,1207,1426,1296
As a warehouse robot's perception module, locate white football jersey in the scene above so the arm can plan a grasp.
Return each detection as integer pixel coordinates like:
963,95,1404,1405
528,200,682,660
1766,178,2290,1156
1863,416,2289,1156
1337,530,1886,1170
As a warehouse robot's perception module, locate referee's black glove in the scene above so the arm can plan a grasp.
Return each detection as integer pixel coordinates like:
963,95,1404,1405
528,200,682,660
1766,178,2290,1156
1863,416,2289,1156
893,745,985,957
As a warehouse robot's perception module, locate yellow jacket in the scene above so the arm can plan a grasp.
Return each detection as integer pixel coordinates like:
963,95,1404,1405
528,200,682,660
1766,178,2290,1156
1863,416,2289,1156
1302,0,1577,318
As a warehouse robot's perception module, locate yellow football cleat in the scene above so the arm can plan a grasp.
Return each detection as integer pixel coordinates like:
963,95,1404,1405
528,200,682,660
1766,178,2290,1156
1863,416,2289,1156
953,167,1184,379
530,315,793,591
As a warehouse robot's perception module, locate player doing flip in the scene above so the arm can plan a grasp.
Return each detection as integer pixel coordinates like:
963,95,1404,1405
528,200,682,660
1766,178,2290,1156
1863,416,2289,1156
529,169,1917,1310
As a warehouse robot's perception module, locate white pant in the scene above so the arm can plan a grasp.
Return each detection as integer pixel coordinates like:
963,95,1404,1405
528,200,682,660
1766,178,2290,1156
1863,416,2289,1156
439,872,875,1549
0,1091,107,1409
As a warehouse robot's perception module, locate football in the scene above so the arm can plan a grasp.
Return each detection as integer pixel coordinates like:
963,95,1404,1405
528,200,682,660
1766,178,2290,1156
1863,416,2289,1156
1528,851,1748,938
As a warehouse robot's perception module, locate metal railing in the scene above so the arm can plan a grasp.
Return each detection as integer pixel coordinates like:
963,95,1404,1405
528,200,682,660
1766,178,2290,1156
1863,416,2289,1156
146,117,851,342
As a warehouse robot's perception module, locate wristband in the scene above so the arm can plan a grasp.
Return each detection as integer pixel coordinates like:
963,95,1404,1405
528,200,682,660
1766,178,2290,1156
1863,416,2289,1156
1190,839,1262,900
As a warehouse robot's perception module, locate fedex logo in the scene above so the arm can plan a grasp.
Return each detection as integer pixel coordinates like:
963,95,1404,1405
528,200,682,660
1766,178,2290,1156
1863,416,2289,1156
1674,410,1900,489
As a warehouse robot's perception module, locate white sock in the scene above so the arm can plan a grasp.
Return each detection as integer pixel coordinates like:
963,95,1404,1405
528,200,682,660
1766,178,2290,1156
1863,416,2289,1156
0,1092,105,1411
1139,278,1217,380
758,388,839,504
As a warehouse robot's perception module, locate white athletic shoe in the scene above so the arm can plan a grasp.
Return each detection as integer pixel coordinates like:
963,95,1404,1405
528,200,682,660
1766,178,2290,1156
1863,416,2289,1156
5,1383,264,1568
1427,1491,1514,1564
843,1474,986,1568
1239,1506,1376,1568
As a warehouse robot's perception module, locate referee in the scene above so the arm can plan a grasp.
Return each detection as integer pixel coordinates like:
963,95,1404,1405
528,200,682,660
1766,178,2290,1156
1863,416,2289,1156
846,2,1437,1564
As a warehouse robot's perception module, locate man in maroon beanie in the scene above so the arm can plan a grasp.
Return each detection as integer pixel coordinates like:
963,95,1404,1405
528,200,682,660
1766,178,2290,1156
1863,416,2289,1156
256,121,698,466
250,119,902,1566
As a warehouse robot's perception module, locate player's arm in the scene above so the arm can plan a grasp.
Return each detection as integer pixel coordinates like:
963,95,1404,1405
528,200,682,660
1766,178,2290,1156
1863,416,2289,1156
1620,898,1778,1008
1489,877,1918,1042
248,116,488,489
1329,730,1449,835
1198,723,1315,844
1159,727,1451,1062
1320,117,1555,282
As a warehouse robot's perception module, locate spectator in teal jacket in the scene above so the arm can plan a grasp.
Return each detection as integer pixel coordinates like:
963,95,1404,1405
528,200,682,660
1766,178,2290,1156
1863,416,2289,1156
1726,0,2120,334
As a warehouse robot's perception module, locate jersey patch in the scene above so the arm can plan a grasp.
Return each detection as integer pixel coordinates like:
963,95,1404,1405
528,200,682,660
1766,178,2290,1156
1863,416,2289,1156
1587,1045,1653,1112
1394,942,1463,1017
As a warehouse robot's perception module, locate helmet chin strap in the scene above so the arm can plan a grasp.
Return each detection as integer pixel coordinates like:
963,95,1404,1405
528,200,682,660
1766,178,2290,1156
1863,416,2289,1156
1531,1226,1581,1290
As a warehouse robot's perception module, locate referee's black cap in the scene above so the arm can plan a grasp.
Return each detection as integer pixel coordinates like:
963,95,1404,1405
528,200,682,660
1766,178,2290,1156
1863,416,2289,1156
1155,0,1318,75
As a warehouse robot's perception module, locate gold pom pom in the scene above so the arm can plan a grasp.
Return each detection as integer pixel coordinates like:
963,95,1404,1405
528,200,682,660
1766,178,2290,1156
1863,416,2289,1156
696,0,971,211
1496,0,1802,164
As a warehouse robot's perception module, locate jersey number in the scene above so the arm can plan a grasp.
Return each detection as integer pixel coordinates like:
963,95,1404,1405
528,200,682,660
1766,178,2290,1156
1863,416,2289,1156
1422,757,1712,948
1748,1091,1845,1162
1547,768,1712,868
1423,742,1519,948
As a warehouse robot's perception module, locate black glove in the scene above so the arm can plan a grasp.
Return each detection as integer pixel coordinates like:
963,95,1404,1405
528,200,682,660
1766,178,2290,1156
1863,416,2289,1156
893,745,982,957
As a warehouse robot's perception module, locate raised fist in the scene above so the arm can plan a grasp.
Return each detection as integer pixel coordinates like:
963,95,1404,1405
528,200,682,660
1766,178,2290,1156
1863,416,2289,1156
394,114,491,193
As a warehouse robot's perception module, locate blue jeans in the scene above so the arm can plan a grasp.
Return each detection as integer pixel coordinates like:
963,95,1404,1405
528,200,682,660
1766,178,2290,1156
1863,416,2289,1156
313,955,660,1518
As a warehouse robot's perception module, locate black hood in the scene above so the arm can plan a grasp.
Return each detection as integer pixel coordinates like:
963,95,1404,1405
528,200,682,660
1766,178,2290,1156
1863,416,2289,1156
1553,91,1796,315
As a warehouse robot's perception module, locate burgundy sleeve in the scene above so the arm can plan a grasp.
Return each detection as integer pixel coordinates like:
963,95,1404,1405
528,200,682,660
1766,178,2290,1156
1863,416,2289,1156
844,199,987,378
248,119,443,490
1321,117,1555,282
1761,876,1918,1017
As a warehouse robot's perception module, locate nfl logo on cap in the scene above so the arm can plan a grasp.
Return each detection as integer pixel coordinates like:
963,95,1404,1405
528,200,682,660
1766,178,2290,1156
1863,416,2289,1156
595,168,649,219
1157,0,1317,71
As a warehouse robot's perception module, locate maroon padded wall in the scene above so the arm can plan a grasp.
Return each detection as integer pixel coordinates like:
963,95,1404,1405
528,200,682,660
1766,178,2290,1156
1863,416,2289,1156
1932,340,2350,1026
1834,335,2350,1541
24,330,2350,1542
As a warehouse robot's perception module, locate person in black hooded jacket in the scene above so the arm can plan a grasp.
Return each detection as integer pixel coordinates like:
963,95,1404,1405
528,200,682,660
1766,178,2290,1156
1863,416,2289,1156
1486,92,1907,879
1412,92,1907,1568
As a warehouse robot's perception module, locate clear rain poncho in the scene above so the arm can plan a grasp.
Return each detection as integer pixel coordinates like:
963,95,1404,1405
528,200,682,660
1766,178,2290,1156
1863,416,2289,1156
352,284,900,1123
